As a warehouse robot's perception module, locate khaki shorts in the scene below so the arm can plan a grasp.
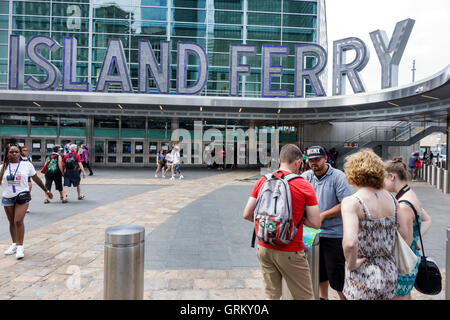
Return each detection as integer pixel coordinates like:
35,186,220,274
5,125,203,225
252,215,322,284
257,246,313,300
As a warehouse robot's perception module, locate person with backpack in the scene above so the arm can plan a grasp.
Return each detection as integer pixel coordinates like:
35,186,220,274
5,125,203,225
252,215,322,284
243,144,321,300
301,145,353,300
42,145,64,203
62,144,86,203
19,145,32,214
407,151,420,181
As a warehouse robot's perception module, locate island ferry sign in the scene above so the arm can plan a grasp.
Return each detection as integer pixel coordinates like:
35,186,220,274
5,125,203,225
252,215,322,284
8,19,414,97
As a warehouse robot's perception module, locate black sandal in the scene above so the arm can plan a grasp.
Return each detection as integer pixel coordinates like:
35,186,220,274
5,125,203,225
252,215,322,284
62,199,68,203
44,200,50,204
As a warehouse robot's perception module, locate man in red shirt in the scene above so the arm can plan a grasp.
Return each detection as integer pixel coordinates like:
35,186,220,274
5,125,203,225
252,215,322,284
62,144,86,203
243,144,320,300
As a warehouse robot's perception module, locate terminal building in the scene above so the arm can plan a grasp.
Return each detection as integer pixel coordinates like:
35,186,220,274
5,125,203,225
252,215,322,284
0,0,448,168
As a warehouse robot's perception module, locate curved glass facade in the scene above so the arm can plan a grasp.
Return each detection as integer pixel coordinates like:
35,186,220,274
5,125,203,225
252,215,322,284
0,0,324,97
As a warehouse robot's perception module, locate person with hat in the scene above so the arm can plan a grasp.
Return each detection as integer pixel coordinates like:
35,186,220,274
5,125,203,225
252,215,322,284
301,145,353,300
172,145,184,180
80,144,93,176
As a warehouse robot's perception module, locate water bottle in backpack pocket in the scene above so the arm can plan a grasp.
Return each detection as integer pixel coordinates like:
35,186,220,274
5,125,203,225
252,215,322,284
251,172,304,247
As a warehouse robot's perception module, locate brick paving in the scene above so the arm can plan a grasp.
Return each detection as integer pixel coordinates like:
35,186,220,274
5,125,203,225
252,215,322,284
0,170,447,300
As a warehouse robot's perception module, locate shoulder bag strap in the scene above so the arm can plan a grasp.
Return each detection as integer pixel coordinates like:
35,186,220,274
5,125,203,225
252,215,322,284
398,199,425,258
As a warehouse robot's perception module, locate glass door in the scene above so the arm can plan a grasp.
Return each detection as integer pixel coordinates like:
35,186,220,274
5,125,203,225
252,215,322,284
94,140,105,165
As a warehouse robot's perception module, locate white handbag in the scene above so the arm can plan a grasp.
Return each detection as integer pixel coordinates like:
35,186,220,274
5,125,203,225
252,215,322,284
393,229,418,275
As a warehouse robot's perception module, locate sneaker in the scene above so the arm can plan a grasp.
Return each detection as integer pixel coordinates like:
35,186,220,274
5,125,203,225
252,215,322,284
4,243,17,255
15,246,24,260
155,174,158,178
162,175,166,178
179,175,184,179
170,177,175,180
26,209,30,213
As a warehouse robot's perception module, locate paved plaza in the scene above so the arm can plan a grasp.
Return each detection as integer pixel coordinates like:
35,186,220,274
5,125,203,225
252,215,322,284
0,168,448,300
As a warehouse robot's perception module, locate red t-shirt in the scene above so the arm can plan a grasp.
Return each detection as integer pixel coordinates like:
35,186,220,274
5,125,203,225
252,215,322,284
63,152,82,170
250,170,318,252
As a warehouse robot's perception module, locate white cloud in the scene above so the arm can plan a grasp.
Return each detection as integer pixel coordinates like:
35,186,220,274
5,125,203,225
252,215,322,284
325,0,450,93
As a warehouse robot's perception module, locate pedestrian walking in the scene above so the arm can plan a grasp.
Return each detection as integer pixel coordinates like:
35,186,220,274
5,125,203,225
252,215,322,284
173,145,184,179
341,149,399,300
63,140,72,155
62,144,86,203
155,150,165,178
19,145,32,214
384,158,432,300
301,145,353,300
407,151,420,181
243,144,321,300
1,143,53,259
164,148,174,179
42,145,64,203
80,144,93,176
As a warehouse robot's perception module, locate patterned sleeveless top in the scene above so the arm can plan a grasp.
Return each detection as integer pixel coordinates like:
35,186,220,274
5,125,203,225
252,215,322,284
343,192,398,300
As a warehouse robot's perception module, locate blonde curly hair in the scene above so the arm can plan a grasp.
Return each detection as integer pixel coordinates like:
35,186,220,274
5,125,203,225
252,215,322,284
344,148,386,189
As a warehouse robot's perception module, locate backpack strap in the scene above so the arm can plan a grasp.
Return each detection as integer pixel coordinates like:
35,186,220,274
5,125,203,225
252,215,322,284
399,199,425,258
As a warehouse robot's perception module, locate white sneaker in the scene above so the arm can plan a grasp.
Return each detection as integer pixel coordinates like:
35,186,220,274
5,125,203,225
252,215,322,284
154,174,158,178
162,175,166,178
179,175,184,179
4,243,17,255
15,246,24,259
26,209,30,213
170,177,175,180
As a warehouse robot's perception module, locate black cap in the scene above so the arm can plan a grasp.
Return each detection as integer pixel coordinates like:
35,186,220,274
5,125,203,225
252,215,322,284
307,146,327,159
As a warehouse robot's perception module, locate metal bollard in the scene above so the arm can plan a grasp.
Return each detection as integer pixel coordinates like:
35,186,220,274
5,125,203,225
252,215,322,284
427,165,432,184
104,225,145,300
444,170,449,195
446,228,450,300
281,233,320,300
423,164,427,182
437,168,443,191
431,166,437,187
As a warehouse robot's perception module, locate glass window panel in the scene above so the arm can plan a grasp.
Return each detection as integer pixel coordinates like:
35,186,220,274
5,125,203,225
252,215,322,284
60,116,86,128
284,1,317,14
0,2,8,14
95,117,119,128
133,22,167,36
93,34,129,48
130,35,166,49
209,70,229,81
52,3,89,17
108,156,116,163
51,33,90,48
149,142,157,154
122,141,132,154
122,156,131,163
10,30,50,43
93,5,132,19
172,23,206,37
0,114,28,126
173,0,206,8
171,37,206,50
122,117,146,129
31,115,57,127
208,54,229,67
32,155,41,162
52,17,89,32
207,39,236,53
31,140,41,153
95,156,104,163
13,1,50,16
248,0,281,12
139,0,167,6
45,140,55,153
283,14,316,28
107,141,117,154
135,156,143,163
0,16,8,29
13,16,51,31
211,25,242,39
94,19,130,34
214,11,242,25
135,142,144,154
247,13,281,26
282,28,316,42
172,9,206,23
213,0,243,11
140,7,167,21
247,26,281,41
148,118,171,130
95,141,104,154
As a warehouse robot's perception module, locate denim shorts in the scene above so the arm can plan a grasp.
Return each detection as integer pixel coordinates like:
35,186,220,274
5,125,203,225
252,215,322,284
2,197,16,207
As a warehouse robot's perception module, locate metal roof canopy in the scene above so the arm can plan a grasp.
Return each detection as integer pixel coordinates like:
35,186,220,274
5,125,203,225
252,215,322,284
0,65,449,122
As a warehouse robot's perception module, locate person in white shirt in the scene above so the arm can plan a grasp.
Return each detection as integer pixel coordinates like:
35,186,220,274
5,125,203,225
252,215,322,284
20,145,32,214
163,149,174,179
0,144,53,259
172,145,184,180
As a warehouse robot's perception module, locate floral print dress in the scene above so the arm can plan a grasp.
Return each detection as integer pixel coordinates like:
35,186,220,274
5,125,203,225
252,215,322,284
343,194,398,300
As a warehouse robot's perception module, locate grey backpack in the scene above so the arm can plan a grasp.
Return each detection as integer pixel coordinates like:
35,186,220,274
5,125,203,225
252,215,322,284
251,171,304,247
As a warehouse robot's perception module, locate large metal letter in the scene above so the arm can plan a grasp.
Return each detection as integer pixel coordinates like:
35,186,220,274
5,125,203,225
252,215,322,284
62,37,89,91
138,40,170,94
25,36,61,90
177,42,208,95
95,39,132,92
229,45,256,96
8,35,25,90
332,37,370,96
262,46,289,98
370,18,415,89
295,44,327,97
